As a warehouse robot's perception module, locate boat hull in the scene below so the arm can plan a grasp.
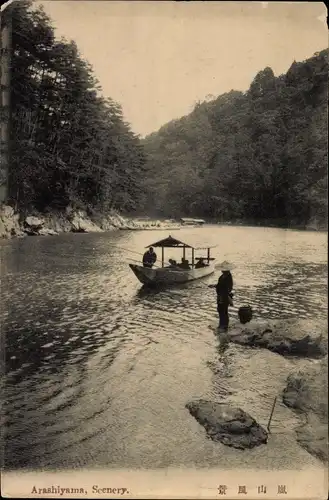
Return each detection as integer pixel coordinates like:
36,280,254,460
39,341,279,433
129,263,215,286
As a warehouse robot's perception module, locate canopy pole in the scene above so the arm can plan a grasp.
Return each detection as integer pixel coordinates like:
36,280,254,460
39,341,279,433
161,247,164,267
191,247,195,268
207,248,210,264
183,246,186,260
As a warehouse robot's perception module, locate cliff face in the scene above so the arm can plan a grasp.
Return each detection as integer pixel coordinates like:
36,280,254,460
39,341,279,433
0,205,179,239
0,205,113,239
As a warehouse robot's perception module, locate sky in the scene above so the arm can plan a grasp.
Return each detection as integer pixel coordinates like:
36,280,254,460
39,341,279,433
37,1,327,137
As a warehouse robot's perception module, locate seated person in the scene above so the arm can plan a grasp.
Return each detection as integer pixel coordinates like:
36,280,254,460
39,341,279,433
168,258,177,268
195,258,206,269
179,258,191,270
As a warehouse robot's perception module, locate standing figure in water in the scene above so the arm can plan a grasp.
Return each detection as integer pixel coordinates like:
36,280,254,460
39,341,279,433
142,247,157,268
209,261,234,331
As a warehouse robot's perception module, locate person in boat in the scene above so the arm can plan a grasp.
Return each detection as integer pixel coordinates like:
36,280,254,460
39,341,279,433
195,258,206,269
209,261,234,331
168,258,177,268
179,258,191,270
142,247,157,268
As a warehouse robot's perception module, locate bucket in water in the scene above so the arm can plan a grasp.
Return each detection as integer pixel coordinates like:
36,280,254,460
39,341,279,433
238,306,253,324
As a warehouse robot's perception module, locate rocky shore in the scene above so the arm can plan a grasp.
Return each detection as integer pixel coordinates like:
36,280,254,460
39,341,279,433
226,318,327,462
226,318,328,358
194,318,327,461
0,204,181,239
282,356,328,463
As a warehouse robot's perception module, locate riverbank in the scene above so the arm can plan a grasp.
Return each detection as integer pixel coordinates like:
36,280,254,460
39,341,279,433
211,217,328,232
209,318,328,464
282,355,328,463
0,205,181,240
1,204,327,240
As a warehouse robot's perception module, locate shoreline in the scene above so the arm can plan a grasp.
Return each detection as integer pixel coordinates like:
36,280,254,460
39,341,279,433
0,205,183,240
1,204,327,240
207,218,328,233
205,319,328,465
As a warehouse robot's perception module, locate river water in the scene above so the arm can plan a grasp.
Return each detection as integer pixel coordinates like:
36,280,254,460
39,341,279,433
1,225,327,471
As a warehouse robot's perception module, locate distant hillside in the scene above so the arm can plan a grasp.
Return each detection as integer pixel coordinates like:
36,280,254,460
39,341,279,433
142,50,328,229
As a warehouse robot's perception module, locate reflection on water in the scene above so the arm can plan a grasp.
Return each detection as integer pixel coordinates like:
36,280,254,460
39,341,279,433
1,226,327,470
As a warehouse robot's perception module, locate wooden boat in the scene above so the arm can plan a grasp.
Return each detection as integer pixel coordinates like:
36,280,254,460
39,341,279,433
129,235,216,286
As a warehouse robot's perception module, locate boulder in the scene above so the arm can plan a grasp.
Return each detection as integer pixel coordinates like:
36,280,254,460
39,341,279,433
51,215,72,233
37,227,58,236
293,415,328,463
282,357,328,414
24,215,46,235
186,400,268,449
101,212,126,229
96,217,116,231
0,205,24,238
282,356,328,462
228,318,327,358
2,205,14,218
25,216,44,229
70,212,103,233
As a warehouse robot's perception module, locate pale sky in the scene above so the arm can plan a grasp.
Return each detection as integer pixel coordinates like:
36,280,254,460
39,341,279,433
37,1,327,137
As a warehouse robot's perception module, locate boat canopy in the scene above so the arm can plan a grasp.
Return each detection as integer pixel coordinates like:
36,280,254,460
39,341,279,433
146,235,216,250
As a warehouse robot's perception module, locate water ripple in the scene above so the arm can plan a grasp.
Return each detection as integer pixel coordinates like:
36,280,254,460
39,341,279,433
1,227,327,470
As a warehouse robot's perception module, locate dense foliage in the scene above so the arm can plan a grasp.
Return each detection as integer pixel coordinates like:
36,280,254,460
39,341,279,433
143,50,328,228
8,0,147,214
6,0,327,229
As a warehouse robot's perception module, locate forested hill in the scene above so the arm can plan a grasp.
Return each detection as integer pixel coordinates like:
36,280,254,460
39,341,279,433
5,0,328,229
142,50,328,229
8,0,147,215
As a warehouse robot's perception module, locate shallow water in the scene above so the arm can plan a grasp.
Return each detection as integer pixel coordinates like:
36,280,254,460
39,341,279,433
1,225,327,470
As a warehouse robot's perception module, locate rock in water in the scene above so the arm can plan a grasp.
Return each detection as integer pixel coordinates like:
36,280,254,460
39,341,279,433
282,356,328,462
228,318,327,358
186,400,268,449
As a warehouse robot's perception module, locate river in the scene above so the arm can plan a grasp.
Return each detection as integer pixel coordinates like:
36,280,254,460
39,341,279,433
1,225,327,471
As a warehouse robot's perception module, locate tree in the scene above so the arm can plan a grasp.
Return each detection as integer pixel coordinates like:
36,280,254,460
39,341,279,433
9,0,147,215
142,49,328,229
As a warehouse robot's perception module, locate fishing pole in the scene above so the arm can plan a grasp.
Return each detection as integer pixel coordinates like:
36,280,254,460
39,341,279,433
106,244,175,268
106,244,227,273
107,245,144,259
